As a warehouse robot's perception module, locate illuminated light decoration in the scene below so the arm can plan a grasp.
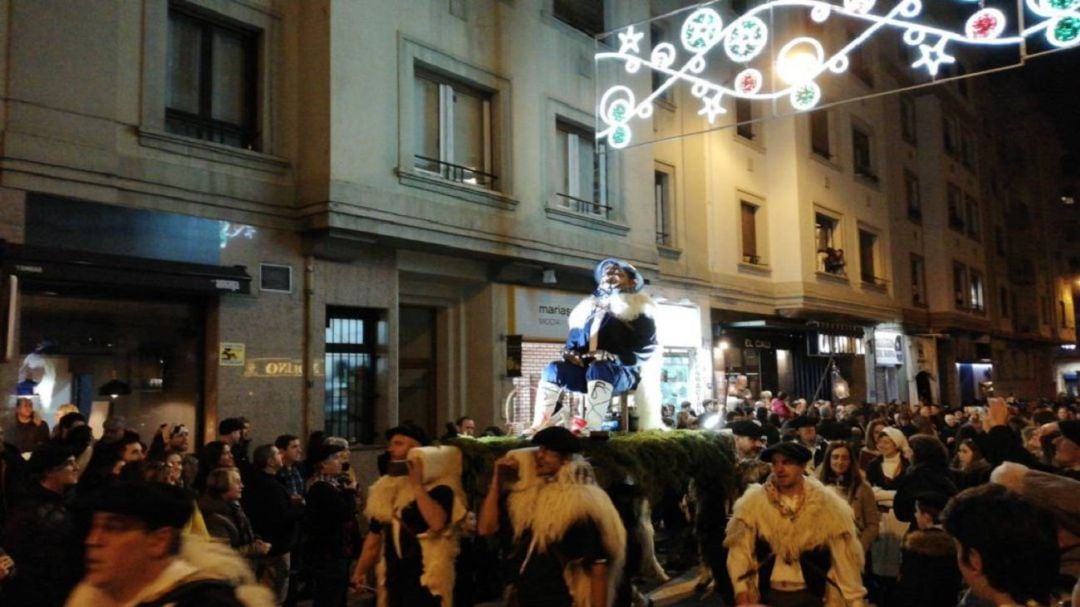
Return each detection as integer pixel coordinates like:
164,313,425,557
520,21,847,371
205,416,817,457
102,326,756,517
595,0,1080,149
219,221,256,249
966,8,1007,40
735,68,764,94
724,15,769,62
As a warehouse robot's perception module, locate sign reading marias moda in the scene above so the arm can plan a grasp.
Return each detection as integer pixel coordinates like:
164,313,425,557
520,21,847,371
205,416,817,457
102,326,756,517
510,287,585,340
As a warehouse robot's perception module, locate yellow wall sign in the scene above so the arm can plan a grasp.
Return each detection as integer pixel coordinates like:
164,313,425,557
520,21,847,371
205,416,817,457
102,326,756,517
219,342,246,366
243,358,324,378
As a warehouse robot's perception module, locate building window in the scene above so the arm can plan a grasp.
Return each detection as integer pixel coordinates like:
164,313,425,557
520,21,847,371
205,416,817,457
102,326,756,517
953,263,968,310
1042,296,1051,326
948,184,965,232
969,270,985,312
741,201,761,264
655,169,673,246
848,31,873,85
965,195,980,240
905,170,921,221
995,225,1006,256
943,115,960,158
553,0,604,35
556,121,608,217
414,70,495,188
325,307,381,444
900,96,917,144
736,98,754,140
810,111,831,158
815,213,844,274
1000,286,1009,318
858,229,882,285
911,255,927,307
651,25,673,105
166,4,259,150
961,130,976,170
852,126,876,181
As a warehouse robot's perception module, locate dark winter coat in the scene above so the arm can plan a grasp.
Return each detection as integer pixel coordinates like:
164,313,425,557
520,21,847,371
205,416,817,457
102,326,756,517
2,483,82,606
893,464,958,525
241,471,303,557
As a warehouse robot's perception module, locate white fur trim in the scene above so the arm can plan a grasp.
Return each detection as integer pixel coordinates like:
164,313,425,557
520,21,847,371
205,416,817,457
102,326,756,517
568,292,657,332
505,450,627,607
363,446,467,607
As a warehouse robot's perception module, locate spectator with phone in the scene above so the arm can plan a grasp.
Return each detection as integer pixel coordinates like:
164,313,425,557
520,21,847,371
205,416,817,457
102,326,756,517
303,437,361,607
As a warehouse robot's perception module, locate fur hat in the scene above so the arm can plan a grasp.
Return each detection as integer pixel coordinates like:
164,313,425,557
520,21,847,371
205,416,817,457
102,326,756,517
308,438,348,466
593,258,645,293
759,441,812,464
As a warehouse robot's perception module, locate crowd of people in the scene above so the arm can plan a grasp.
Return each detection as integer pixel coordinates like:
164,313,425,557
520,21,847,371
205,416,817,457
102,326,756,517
0,389,1078,607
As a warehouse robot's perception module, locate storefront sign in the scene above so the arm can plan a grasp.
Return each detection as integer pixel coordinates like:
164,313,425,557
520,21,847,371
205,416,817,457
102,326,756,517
743,338,772,350
510,287,585,340
219,342,245,366
506,335,523,377
243,358,324,378
874,332,904,366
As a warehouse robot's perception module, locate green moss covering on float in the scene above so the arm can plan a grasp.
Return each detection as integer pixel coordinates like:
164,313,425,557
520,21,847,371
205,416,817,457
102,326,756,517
443,430,735,507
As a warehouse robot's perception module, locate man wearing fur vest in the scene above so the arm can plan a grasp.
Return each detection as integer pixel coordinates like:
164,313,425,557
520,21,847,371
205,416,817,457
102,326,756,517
725,442,868,607
478,427,626,606
351,424,466,607
529,258,659,434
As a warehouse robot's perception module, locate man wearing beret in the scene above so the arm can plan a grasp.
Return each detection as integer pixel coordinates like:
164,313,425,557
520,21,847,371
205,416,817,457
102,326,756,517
479,427,626,606
66,480,274,606
784,416,828,472
725,442,867,607
528,258,660,434
3,443,82,606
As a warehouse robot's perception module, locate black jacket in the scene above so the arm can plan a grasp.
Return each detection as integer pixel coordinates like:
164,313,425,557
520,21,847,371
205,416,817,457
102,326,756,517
3,483,82,606
892,527,962,607
893,464,957,525
241,470,304,556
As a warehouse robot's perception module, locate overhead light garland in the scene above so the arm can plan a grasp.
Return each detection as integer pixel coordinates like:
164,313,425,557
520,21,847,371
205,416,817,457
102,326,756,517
597,0,1080,149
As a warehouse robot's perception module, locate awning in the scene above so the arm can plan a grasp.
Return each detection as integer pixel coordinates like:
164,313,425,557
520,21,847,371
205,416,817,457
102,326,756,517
1,241,251,296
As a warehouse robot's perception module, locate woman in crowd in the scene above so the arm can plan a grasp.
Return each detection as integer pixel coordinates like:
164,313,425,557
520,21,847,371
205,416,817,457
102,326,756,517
950,438,992,490
198,467,271,561
303,437,362,607
818,441,880,553
859,419,889,471
194,440,234,491
893,435,957,527
865,426,910,604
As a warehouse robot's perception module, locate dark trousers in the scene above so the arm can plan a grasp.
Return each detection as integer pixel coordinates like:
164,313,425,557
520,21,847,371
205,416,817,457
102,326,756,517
310,558,350,607
767,588,823,607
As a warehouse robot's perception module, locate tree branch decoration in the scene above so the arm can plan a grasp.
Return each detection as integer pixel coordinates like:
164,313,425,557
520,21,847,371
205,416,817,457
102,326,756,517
597,0,1080,149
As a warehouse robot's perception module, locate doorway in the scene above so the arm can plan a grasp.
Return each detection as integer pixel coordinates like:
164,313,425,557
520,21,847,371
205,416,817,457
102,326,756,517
398,306,437,436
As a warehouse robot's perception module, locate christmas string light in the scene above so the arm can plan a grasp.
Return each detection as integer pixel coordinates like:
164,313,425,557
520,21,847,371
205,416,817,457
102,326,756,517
597,0,1079,149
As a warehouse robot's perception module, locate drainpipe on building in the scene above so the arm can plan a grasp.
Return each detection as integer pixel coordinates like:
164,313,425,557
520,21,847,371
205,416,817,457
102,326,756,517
301,255,315,442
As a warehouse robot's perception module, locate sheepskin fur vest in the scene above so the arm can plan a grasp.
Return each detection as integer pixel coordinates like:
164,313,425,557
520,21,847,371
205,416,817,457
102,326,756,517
724,477,865,607
506,457,627,607
364,453,467,607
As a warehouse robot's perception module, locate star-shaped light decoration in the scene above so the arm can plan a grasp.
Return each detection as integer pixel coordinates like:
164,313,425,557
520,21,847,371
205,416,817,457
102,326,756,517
698,93,727,123
911,37,956,76
618,26,644,55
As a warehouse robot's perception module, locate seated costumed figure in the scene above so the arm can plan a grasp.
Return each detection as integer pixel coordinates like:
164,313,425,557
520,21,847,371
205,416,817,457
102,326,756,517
530,258,659,433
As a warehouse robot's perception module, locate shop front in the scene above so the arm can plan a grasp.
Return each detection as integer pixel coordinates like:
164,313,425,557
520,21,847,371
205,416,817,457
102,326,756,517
868,326,905,403
2,195,252,442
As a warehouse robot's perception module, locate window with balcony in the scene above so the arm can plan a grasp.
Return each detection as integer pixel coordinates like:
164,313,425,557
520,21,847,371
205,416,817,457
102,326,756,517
900,96,917,144
655,168,673,246
852,126,876,182
166,4,259,150
905,170,921,221
911,254,927,307
741,201,761,265
953,263,968,310
810,111,831,158
414,70,495,188
553,0,604,35
965,195,981,240
816,213,844,275
556,121,608,217
969,270,985,313
859,229,884,286
948,184,965,232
